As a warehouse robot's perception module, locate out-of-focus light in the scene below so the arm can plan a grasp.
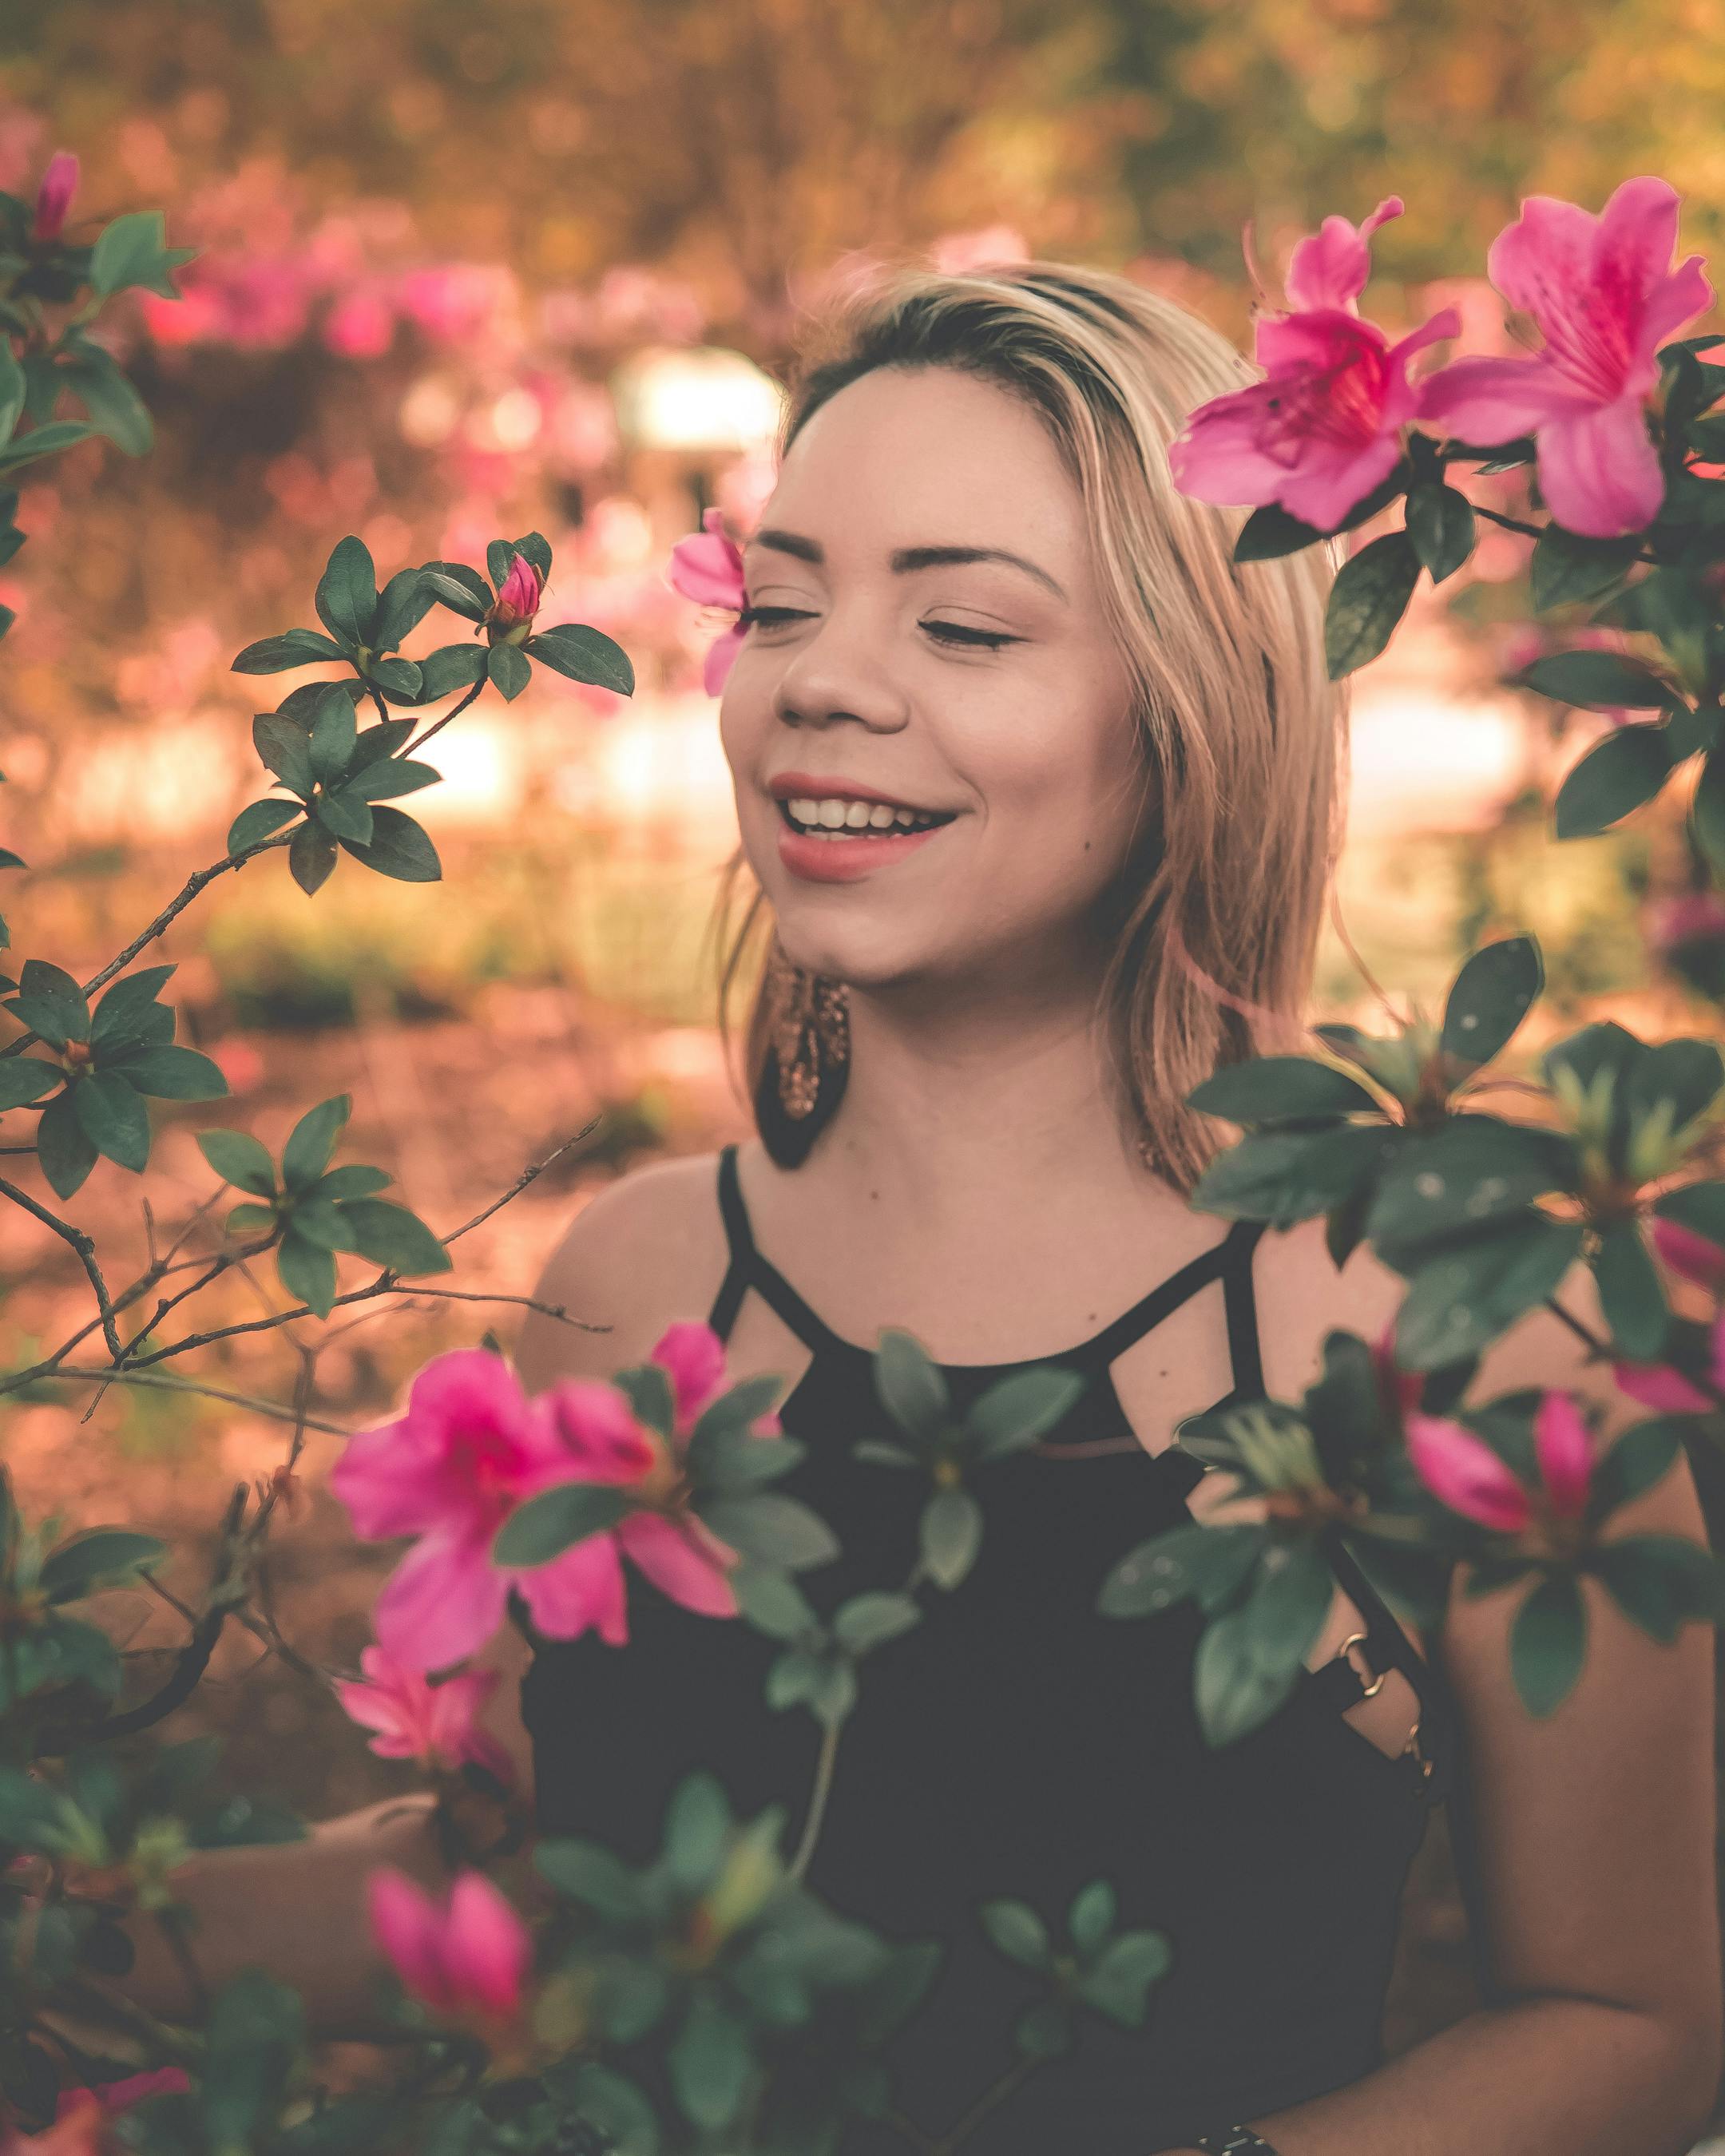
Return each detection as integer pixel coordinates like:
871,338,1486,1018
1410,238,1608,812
399,375,461,447
488,386,541,451
610,345,783,453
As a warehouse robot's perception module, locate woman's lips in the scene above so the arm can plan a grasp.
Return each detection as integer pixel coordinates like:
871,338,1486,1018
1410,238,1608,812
775,819,950,884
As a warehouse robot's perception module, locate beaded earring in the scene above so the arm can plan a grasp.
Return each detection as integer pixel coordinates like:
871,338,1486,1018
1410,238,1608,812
755,953,849,1166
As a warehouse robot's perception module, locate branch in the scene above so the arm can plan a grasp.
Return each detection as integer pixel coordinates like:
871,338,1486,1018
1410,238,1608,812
0,1177,121,1357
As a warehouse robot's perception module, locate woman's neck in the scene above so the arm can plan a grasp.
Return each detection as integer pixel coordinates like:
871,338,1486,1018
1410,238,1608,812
810,965,1147,1214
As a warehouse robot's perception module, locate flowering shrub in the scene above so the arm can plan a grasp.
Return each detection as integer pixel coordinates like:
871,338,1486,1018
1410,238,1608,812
2,145,1725,2154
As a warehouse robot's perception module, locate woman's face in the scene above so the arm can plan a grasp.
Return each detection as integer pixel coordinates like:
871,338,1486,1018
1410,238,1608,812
720,365,1144,999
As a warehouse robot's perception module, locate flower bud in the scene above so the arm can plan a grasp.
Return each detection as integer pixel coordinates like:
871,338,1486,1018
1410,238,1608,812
488,553,543,638
32,151,78,244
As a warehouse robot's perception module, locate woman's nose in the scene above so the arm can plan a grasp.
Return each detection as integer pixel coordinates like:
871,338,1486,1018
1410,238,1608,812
770,614,910,734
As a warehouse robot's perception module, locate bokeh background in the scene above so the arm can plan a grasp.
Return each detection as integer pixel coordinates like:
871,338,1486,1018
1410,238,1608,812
4,0,1725,2105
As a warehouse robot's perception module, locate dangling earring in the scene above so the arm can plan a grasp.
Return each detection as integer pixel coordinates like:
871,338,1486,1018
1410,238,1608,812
756,953,849,1165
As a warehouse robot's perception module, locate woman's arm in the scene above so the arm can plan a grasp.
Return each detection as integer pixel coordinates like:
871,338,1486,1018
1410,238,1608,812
1168,1254,1724,2156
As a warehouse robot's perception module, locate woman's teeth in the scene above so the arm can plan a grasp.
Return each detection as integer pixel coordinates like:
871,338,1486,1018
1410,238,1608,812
782,796,948,838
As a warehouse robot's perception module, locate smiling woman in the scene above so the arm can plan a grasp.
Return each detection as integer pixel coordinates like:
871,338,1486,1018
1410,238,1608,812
510,262,1719,2156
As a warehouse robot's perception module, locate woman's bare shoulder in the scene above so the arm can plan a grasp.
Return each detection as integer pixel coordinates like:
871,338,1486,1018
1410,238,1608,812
1245,1217,1406,1397
511,1150,732,1391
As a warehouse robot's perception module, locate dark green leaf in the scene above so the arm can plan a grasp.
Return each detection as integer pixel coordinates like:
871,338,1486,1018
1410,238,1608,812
1395,1216,1584,1369
285,1195,364,1253
874,1329,950,1443
1509,1571,1587,1715
0,1057,61,1108
252,714,316,798
1585,1419,1683,1524
1404,482,1475,583
513,530,553,579
196,1128,276,1195
371,566,437,652
0,420,93,472
1553,723,1672,838
699,1492,839,1571
107,1044,228,1101
346,717,415,771
527,623,636,696
232,630,347,675
414,641,487,699
487,538,518,589
276,1231,338,1318
307,684,358,785
731,1562,817,1640
227,797,301,853
487,640,532,700
832,1590,920,1655
1323,531,1422,680
1592,1220,1670,1361
58,347,152,456
1076,1928,1172,2026
1529,528,1641,612
41,1529,166,1603
665,1771,731,1894
313,1162,392,1202
1513,649,1675,710
1187,1055,1380,1124
919,1487,981,1588
336,1197,451,1274
339,803,441,882
533,1837,646,1923
1365,1117,1576,1270
980,1899,1049,1969
72,1070,149,1170
35,1091,96,1196
1192,1122,1398,1226
495,1481,630,1568
1441,935,1544,1070
418,566,490,620
282,1094,351,1191
89,211,192,301
1068,1878,1116,1956
1097,1520,1265,1618
315,535,378,648
11,958,90,1046
201,1969,303,2149
668,1991,753,2133
364,654,422,701
966,1365,1087,1456
311,788,374,846
344,757,439,804
288,821,339,894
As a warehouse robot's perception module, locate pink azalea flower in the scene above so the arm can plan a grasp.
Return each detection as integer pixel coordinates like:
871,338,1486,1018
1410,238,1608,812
1532,1389,1592,1520
323,287,395,359
1168,196,1464,533
10,2098,113,2154
331,1349,655,1671
539,1374,743,1622
1613,1359,1715,1414
367,1866,529,2023
652,1321,729,1431
332,1644,514,1785
489,553,543,632
1416,176,1715,538
31,152,78,244
667,507,748,693
1406,1412,1533,1532
1648,890,1725,957
1652,1215,1725,1291
54,2071,188,2123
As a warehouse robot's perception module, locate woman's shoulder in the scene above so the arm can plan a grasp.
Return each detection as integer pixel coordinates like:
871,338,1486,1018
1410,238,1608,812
511,1148,733,1391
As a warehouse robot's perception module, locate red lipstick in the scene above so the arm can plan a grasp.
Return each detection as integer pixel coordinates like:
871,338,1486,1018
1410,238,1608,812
766,771,958,885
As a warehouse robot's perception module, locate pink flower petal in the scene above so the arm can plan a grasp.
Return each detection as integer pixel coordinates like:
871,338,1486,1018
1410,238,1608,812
446,1871,530,2018
668,507,746,608
1652,1216,1725,1291
617,1509,739,1617
652,1321,728,1433
1613,1360,1714,1414
539,1380,658,1480
32,151,78,244
1533,1389,1593,1518
368,1867,454,2011
512,1528,630,1645
702,620,747,696
374,1532,510,1673
329,1414,447,1540
1283,196,1404,314
1532,395,1668,540
1406,1413,1533,1532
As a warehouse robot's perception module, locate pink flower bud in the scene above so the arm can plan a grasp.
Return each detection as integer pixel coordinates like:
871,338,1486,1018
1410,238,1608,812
333,1644,515,1785
489,553,542,632
1532,1389,1592,1519
1406,1413,1533,1532
32,152,78,244
367,1866,530,2023
1652,1215,1725,1292
651,1321,728,1434
1613,1359,1714,1415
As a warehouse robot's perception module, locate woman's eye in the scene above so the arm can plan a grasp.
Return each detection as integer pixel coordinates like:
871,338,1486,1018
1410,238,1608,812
736,604,1014,652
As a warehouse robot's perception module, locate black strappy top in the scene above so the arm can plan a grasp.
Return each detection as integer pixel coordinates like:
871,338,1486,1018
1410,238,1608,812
521,1146,1460,2155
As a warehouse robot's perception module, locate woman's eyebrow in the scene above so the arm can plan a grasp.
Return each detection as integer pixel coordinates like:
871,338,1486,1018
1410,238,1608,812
744,528,1068,603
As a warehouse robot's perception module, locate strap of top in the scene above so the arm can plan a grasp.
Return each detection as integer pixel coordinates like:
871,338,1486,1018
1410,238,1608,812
709,1143,844,1353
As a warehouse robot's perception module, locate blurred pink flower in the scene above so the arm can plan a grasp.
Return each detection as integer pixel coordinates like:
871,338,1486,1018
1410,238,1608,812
1497,624,1549,676
668,507,748,693
31,151,77,243
1613,1360,1715,1414
10,2097,113,2153
489,553,543,632
324,287,395,359
331,1349,655,1670
1652,1215,1725,1291
367,1867,529,2022
207,1037,264,1093
333,1644,514,1785
1417,176,1715,537
652,1321,728,1431
1370,1322,1422,1419
54,2072,188,2124
399,264,514,346
1648,890,1725,957
1168,198,1463,532
1407,1390,1596,1531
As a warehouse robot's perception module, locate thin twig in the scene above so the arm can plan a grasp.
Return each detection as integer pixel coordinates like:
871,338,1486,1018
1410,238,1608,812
33,1365,354,1437
0,1177,122,1357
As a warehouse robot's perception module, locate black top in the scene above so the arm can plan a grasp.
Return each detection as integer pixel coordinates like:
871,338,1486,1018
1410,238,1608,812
522,1144,1459,2154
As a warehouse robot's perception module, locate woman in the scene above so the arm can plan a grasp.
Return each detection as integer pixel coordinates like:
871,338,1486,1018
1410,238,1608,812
111,263,1719,2154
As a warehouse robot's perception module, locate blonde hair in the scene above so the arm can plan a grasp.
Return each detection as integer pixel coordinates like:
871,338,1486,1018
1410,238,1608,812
716,258,1350,1192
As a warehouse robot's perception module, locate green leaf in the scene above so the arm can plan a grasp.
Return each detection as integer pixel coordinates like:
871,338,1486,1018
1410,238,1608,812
1591,1533,1725,1642
418,565,490,620
41,1529,166,1603
731,1562,817,1641
285,1195,364,1253
288,821,339,894
966,1365,1087,1456
1096,1521,1264,1618
364,655,422,701
58,346,152,456
1691,744,1725,878
527,623,636,695
495,1481,630,1568
0,1057,62,1108
307,684,358,784
336,1197,451,1274
1365,1118,1576,1270
10,957,91,1045
668,1991,753,2133
514,531,553,578
35,1092,97,1197
196,1128,276,1196
0,343,23,444
1529,529,1641,613
346,717,415,771
343,757,439,804
311,788,374,846
1193,1539,1334,1743
201,1969,303,2150
89,210,192,300
1187,1055,1380,1124
1553,723,1673,838
533,1837,647,1923
919,1487,982,1587
232,629,348,674
225,1201,276,1234
1068,1878,1116,1956
276,1231,338,1318
1395,1216,1584,1369
1403,482,1475,583
1076,1929,1172,2026
487,537,519,589
1441,935,1544,1071
1585,1419,1683,1524
370,565,437,652
107,1044,228,1101
0,420,93,472
487,640,532,700
72,1070,149,1171
1013,1999,1072,2059
315,535,378,648
227,797,302,854
664,1770,732,1895
698,1492,839,1571
874,1329,950,1443
981,1898,1050,1969
832,1590,920,1655
339,803,441,882
614,1361,676,1441
1592,1220,1669,1362
414,641,487,699
1191,1122,1398,1226
252,713,316,798
1512,649,1675,711
282,1094,351,1191
1323,530,1422,680
1509,1571,1587,1716
314,1163,392,1201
